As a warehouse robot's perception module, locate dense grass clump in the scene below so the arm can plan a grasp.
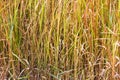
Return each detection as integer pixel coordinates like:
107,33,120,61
0,0,120,80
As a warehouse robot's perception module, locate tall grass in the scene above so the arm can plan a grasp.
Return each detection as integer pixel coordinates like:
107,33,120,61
0,0,120,80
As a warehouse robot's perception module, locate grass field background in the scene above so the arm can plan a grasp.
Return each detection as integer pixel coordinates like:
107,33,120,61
0,0,120,80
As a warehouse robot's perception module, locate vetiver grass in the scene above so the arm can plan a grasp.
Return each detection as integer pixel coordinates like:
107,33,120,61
0,0,120,80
